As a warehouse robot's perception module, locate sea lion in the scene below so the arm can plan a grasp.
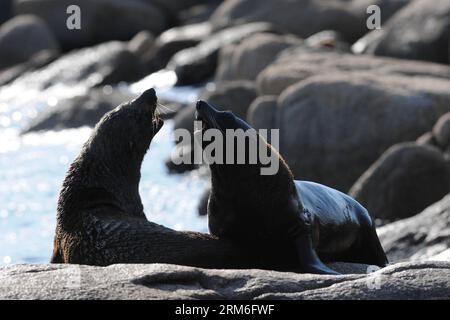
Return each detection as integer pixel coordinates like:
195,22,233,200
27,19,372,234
195,100,388,275
51,88,294,268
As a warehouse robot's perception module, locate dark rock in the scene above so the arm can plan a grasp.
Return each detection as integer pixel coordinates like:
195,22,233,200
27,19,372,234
14,0,169,50
378,194,450,262
211,0,411,43
353,0,450,64
1,262,449,299
0,0,12,25
0,15,59,70
0,50,58,86
165,144,199,174
276,73,450,191
349,143,450,221
127,31,155,65
148,22,212,72
167,22,275,85
215,32,300,81
257,49,450,96
21,88,133,133
416,132,439,148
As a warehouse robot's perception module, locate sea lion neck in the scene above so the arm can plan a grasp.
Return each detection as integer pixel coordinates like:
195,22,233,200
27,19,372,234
57,89,162,220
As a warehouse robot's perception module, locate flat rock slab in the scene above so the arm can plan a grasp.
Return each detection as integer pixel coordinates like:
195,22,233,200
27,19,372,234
0,261,449,299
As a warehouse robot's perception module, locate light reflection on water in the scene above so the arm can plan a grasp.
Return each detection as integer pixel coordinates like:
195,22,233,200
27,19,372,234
0,70,207,265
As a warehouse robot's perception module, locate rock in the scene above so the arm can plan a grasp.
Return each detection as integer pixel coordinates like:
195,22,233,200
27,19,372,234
0,261,449,299
200,80,257,118
0,0,12,25
143,0,215,14
0,15,59,70
211,0,411,43
21,88,133,133
167,22,275,85
0,50,58,86
178,2,223,25
247,95,278,132
433,112,450,149
276,72,450,191
304,30,351,52
127,31,155,64
353,0,450,64
215,33,300,82
148,22,212,73
349,143,450,221
416,132,439,148
7,41,145,90
378,194,450,262
14,0,169,50
257,49,450,96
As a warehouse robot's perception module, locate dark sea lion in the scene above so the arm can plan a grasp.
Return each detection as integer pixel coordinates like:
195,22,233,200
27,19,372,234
195,100,388,274
51,88,293,268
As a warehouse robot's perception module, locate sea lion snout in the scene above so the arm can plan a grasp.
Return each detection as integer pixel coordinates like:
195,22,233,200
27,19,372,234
135,88,158,111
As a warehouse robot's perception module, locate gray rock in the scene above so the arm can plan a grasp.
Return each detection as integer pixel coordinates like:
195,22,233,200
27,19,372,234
178,2,223,25
257,49,450,96
277,72,450,191
247,95,278,134
0,261,448,299
215,33,301,81
304,30,351,52
378,194,450,262
211,0,411,43
167,22,275,85
21,88,133,133
349,143,450,221
7,41,145,90
353,0,450,64
14,0,169,50
0,15,59,70
148,22,212,73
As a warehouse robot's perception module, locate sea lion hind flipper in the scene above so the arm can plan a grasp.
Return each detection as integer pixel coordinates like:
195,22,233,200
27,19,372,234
293,233,341,275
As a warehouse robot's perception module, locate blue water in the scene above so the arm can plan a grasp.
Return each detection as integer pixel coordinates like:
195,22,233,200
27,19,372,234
0,70,208,265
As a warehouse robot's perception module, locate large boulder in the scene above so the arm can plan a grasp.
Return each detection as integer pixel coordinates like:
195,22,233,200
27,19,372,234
14,0,169,50
215,32,300,82
276,72,450,191
257,49,450,96
21,88,133,133
1,262,449,299
378,194,450,263
0,15,59,70
211,0,411,43
349,143,450,221
167,22,275,85
353,0,450,64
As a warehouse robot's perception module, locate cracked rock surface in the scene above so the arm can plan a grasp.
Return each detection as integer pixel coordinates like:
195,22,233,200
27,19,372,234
1,261,448,299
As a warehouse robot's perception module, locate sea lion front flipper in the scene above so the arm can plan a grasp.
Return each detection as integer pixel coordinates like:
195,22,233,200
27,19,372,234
293,233,341,275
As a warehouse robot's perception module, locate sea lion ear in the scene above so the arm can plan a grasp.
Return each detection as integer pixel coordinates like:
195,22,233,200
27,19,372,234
137,88,157,105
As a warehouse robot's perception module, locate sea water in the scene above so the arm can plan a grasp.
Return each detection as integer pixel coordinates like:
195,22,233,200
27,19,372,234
0,70,208,265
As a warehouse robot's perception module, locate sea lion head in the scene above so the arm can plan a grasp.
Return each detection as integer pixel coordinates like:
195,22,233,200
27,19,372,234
195,100,252,132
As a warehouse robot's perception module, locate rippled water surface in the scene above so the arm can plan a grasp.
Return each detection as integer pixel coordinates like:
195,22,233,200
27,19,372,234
0,70,208,265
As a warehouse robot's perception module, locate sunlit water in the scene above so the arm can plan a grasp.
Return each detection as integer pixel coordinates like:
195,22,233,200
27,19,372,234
0,70,208,265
